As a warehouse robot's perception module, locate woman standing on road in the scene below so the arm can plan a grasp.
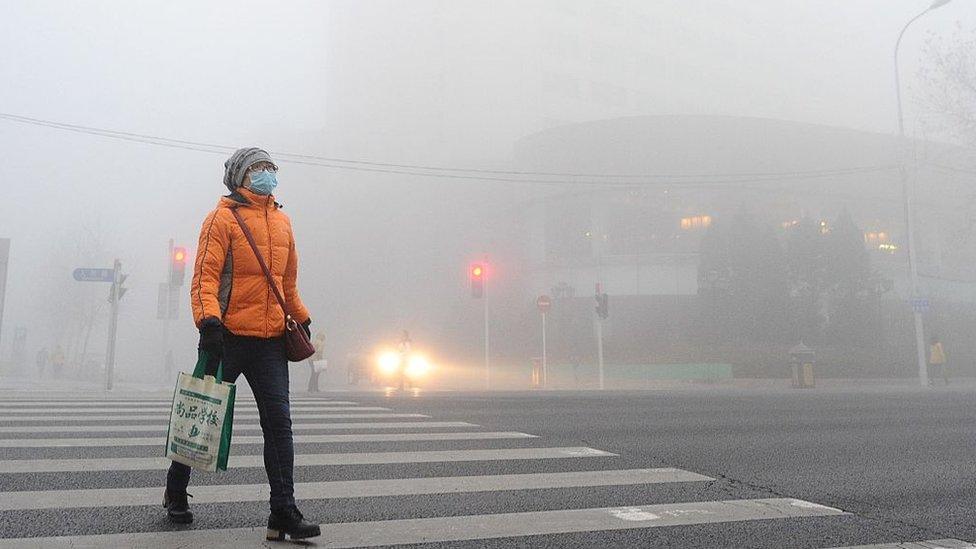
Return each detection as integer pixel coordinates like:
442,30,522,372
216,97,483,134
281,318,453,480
163,147,321,542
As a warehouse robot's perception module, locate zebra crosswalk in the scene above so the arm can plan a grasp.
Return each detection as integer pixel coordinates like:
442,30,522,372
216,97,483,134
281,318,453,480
0,392,971,548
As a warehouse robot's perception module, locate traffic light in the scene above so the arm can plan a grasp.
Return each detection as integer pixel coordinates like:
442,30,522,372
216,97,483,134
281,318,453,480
170,247,187,287
595,292,609,319
470,263,484,299
108,273,128,304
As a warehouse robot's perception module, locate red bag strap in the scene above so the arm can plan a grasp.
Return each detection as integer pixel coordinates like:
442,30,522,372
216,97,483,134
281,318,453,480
229,207,292,324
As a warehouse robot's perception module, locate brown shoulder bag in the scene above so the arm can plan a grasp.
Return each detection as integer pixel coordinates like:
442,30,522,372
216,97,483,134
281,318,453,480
230,208,316,362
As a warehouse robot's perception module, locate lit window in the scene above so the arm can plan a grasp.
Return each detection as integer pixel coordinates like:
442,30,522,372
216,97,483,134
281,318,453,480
680,215,712,231
879,243,899,254
865,231,890,244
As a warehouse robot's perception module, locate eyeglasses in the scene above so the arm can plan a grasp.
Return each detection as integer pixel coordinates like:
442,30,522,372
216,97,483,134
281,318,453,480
247,162,278,174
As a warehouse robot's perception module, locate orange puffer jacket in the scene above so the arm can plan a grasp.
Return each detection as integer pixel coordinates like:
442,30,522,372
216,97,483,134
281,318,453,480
190,187,310,338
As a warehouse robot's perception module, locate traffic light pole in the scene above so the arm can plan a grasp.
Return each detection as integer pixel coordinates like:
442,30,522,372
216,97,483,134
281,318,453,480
596,318,605,390
105,259,121,391
595,284,606,390
541,311,548,389
163,239,173,378
483,259,490,390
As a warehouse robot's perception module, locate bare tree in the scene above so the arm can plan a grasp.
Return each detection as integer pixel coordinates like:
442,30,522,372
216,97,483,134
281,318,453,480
919,24,976,146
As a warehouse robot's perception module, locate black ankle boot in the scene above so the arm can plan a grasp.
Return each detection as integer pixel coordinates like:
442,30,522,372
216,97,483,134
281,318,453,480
267,505,321,541
163,489,193,524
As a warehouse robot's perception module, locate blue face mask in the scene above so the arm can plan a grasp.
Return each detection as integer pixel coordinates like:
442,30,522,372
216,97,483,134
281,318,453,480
248,170,278,195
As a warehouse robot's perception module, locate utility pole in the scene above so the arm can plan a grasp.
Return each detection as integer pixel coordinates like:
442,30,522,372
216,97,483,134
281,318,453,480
536,295,552,389
105,259,121,391
893,0,953,385
0,239,9,353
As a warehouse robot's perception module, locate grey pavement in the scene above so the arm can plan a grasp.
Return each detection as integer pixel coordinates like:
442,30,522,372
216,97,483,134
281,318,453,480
0,384,974,547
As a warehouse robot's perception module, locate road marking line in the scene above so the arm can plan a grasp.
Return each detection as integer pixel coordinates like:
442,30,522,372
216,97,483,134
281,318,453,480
828,540,976,549
0,421,477,434
0,497,845,548
0,446,614,473
0,468,709,511
0,413,428,423
0,406,384,415
0,431,536,448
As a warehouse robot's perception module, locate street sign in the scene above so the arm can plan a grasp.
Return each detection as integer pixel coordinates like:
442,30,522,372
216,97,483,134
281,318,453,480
536,295,552,314
910,298,930,313
73,268,115,282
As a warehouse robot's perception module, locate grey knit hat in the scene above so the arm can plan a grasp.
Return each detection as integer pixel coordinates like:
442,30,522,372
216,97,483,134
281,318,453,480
223,147,277,192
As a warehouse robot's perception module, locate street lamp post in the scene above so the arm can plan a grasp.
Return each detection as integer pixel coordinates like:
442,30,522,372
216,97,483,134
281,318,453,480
893,0,951,387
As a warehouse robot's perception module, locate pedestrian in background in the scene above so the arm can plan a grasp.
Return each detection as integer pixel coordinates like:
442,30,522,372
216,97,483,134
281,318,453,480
50,345,65,377
928,335,949,385
35,347,48,373
163,147,320,541
307,332,326,393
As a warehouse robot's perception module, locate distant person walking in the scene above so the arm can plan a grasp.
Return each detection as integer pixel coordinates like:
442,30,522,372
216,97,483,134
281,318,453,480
50,345,65,377
163,147,320,541
35,347,48,375
306,332,326,393
928,335,949,385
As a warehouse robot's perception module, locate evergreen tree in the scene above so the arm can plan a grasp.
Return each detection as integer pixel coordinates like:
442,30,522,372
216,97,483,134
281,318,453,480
785,217,828,343
698,207,790,343
823,210,880,347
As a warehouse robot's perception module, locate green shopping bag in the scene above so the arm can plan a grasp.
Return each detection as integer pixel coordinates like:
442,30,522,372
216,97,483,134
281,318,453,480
164,351,236,472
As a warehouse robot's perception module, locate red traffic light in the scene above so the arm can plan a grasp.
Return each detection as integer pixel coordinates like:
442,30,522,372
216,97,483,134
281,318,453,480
470,263,485,298
171,246,188,287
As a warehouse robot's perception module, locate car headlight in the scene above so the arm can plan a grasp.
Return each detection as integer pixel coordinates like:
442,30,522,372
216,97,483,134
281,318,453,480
406,355,431,378
378,352,400,374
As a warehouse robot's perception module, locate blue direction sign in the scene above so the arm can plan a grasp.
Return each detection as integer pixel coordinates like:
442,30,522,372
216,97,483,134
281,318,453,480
73,268,115,282
910,298,930,313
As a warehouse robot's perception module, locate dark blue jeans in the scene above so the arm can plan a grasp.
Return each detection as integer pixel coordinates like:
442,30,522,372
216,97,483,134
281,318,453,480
167,334,295,511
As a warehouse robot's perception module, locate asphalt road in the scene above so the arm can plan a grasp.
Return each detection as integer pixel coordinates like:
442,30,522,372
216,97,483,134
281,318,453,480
0,384,974,548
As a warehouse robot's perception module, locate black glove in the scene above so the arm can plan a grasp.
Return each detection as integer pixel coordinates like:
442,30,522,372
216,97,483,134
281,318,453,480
198,317,224,360
300,318,312,339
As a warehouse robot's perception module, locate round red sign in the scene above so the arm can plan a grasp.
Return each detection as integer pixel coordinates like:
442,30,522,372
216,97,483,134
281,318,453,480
536,295,552,313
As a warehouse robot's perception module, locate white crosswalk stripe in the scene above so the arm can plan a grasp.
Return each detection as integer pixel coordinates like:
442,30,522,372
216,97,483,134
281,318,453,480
0,446,614,473
2,412,428,422
0,431,537,448
829,541,976,549
0,406,388,414
0,498,846,548
0,400,359,407
0,393,928,548
0,468,710,511
0,421,476,433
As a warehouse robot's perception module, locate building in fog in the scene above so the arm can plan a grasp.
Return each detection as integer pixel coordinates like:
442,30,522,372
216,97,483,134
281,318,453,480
498,115,976,375
513,114,975,303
